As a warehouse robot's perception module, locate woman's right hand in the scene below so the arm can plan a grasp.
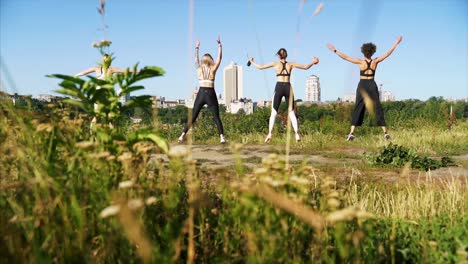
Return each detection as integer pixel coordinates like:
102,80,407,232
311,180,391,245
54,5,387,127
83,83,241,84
327,43,336,52
196,39,200,49
249,57,254,63
313,57,319,65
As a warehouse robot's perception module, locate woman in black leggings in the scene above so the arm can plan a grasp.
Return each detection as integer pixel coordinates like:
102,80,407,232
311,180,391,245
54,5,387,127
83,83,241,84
249,49,319,143
178,37,226,144
327,36,403,141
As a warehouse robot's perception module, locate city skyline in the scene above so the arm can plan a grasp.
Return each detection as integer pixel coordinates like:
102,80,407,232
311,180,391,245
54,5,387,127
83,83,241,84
1,1,467,101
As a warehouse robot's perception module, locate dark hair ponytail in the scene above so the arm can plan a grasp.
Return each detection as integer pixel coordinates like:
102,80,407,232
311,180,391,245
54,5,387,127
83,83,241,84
276,48,288,59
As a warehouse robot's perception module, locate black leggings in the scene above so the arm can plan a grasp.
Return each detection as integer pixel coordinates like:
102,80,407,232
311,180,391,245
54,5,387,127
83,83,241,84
273,82,295,112
183,87,224,134
351,79,386,126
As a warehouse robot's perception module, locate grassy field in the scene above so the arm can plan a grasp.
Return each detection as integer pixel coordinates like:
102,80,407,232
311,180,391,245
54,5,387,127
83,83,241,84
1,100,467,263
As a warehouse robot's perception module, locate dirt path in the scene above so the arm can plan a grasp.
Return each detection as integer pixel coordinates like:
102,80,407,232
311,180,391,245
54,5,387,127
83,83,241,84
150,144,468,180
180,144,361,168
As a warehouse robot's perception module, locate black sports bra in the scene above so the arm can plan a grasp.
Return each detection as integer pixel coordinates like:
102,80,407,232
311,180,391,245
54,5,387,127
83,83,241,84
360,60,375,77
276,61,290,77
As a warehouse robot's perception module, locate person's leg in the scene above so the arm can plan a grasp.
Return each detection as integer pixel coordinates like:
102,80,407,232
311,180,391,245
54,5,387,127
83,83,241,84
266,83,283,142
370,82,390,140
285,84,300,141
180,89,205,141
206,89,225,143
348,87,366,141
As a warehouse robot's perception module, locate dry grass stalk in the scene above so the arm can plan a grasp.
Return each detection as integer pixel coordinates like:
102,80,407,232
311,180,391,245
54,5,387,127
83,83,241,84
118,204,153,263
237,184,325,233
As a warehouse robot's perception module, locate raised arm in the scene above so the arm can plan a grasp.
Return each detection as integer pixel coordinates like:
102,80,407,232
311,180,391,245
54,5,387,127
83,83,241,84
75,67,97,77
213,36,222,71
249,58,275,70
327,43,361,64
109,67,131,74
290,57,319,70
195,39,200,68
375,36,403,63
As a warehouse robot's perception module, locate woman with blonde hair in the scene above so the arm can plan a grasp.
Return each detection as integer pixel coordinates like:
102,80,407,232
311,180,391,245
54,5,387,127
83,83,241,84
179,37,226,144
249,48,319,143
327,36,403,141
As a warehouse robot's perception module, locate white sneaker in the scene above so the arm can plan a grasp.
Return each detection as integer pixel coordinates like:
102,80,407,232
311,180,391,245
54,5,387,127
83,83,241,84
346,133,355,141
220,135,226,144
295,133,301,142
178,133,185,143
384,133,391,141
264,133,272,143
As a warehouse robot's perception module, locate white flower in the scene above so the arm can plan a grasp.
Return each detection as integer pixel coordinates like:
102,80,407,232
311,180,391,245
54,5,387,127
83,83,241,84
118,180,134,189
145,197,157,205
99,205,121,218
127,199,143,210
290,175,309,185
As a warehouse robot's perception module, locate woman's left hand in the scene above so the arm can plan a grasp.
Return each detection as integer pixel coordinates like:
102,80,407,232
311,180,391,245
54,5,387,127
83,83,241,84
327,43,336,52
217,36,221,46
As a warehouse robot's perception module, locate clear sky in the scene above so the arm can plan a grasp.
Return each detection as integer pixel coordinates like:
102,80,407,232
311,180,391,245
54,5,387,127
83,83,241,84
1,0,467,101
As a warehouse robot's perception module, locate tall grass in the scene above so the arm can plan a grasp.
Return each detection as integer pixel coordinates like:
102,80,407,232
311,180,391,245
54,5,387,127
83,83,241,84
1,97,467,263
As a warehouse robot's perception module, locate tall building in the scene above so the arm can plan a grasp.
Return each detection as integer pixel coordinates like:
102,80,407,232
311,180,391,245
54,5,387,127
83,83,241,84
223,62,243,111
230,98,254,115
305,75,320,102
380,90,395,102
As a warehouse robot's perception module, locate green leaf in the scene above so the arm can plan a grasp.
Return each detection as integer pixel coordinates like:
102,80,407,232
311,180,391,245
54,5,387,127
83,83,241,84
47,74,85,85
62,99,86,110
134,66,165,82
121,85,145,95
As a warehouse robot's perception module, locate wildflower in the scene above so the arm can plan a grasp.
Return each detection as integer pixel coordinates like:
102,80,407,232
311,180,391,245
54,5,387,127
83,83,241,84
36,123,53,132
89,151,111,159
253,168,269,175
326,207,356,223
145,197,157,205
92,39,112,48
99,205,120,218
127,199,143,210
118,152,133,162
75,141,97,150
290,175,309,185
118,180,134,189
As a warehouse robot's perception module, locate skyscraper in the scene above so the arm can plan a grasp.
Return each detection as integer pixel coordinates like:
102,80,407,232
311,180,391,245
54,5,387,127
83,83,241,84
223,62,243,110
305,75,320,102
380,90,395,102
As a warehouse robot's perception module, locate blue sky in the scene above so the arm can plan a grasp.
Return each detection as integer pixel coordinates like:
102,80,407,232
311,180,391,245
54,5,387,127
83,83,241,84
1,0,467,101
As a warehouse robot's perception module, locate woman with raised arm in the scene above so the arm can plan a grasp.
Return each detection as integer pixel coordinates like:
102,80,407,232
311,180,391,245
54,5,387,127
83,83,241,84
75,53,130,127
178,37,226,144
75,53,128,79
327,36,403,141
249,49,319,143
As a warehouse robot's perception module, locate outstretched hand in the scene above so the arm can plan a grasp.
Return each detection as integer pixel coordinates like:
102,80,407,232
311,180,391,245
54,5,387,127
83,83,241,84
395,36,403,45
249,57,254,63
313,57,319,65
196,39,200,48
327,43,336,52
217,36,221,46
